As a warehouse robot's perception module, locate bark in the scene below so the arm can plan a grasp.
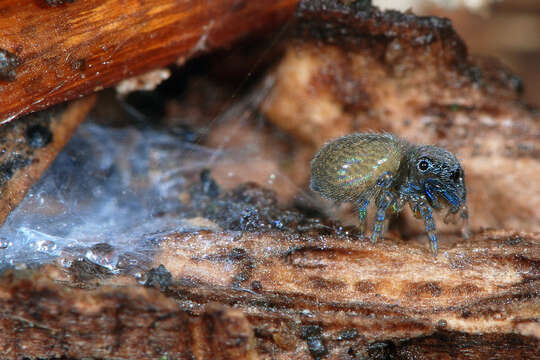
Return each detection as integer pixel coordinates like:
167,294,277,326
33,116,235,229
0,0,299,123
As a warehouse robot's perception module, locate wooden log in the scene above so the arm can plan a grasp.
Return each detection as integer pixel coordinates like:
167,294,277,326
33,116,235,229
156,227,539,359
0,0,299,123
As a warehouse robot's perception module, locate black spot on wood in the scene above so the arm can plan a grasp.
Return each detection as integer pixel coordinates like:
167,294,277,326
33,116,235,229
229,248,247,261
301,325,328,360
251,280,262,291
0,156,31,185
26,124,53,149
70,58,86,71
145,264,172,291
366,341,396,360
44,0,75,6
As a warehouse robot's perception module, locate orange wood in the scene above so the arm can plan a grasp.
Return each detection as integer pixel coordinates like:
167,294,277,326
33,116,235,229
0,0,299,123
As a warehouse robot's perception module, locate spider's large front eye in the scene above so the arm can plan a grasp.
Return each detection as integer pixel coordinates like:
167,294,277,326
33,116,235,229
416,158,431,172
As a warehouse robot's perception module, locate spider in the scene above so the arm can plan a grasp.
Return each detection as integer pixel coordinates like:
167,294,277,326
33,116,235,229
310,133,469,255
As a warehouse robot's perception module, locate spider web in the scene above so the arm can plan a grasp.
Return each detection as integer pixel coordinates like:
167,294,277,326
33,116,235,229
0,20,314,273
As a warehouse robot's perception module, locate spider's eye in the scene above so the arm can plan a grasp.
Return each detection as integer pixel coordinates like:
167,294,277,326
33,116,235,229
451,168,462,183
417,158,431,172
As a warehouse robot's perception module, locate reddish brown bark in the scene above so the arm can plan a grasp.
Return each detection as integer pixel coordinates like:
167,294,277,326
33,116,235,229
0,0,299,123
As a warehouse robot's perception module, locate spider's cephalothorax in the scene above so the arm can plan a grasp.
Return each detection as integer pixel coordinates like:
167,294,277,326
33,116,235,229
310,133,468,255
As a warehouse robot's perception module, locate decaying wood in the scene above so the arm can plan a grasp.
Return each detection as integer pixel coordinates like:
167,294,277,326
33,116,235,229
0,0,299,123
159,227,539,359
0,96,95,224
0,179,538,359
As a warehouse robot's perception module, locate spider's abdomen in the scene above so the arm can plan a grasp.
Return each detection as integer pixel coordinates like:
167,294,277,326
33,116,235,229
310,134,403,203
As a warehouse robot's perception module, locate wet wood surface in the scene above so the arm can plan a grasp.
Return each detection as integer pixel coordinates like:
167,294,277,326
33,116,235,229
0,0,299,123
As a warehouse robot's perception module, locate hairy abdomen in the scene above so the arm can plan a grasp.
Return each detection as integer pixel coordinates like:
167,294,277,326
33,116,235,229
310,134,403,203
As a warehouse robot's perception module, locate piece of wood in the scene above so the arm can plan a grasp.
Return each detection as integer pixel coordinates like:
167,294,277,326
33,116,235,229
0,0,299,123
0,225,537,359
0,270,259,360
0,1,537,359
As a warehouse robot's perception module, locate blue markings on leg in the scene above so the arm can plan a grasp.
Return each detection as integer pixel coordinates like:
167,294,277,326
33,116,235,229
417,202,438,255
393,196,405,214
441,189,460,209
424,184,441,209
371,191,394,244
424,178,460,210
357,199,369,236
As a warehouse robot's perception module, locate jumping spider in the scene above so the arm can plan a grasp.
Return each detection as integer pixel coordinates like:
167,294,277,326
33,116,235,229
310,133,469,255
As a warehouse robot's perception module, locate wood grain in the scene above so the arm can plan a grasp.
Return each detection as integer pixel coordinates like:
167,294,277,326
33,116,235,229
0,0,299,123
156,229,539,341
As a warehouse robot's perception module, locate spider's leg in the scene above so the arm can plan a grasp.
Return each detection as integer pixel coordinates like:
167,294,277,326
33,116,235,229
424,180,442,210
371,190,395,244
415,201,438,255
370,171,395,244
392,196,405,214
460,204,470,239
376,171,393,188
410,203,422,219
357,198,369,236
